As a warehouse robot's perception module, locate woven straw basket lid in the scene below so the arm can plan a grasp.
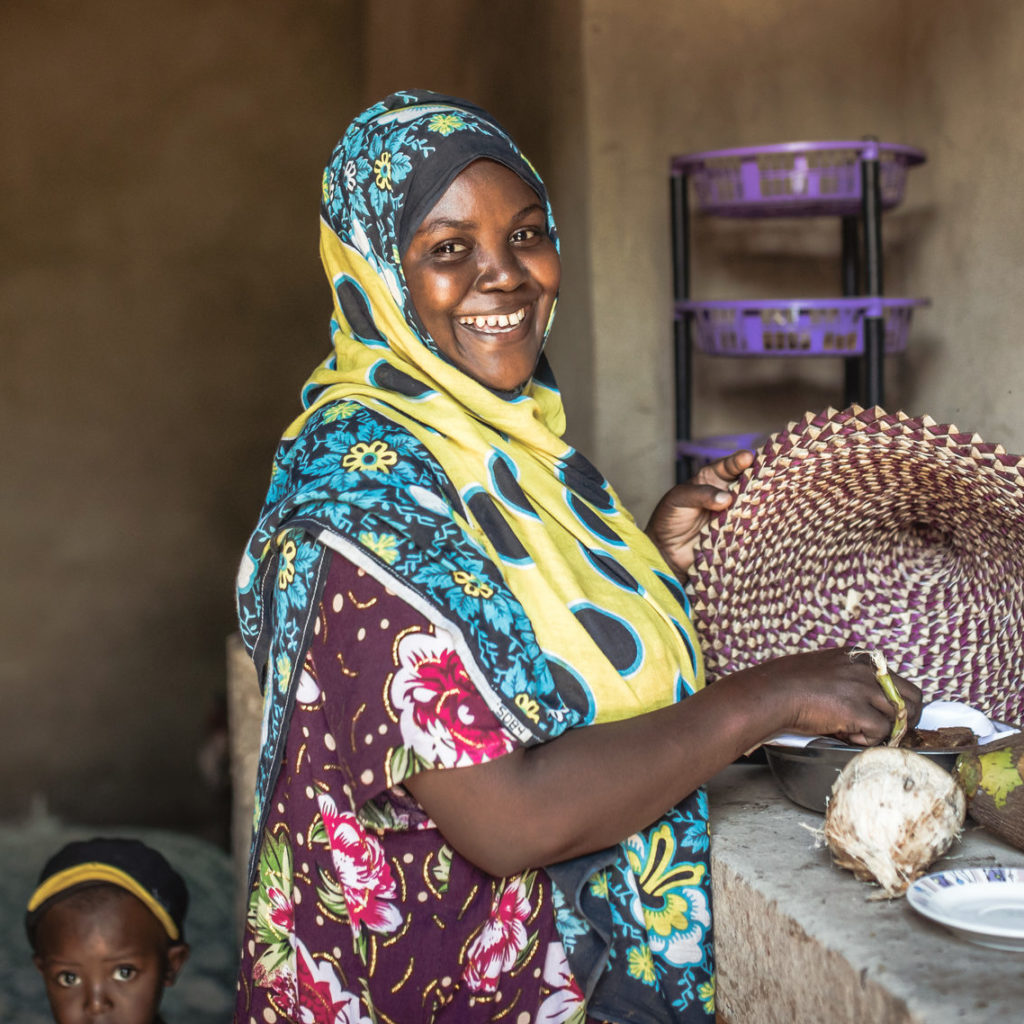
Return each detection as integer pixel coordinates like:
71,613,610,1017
688,405,1024,727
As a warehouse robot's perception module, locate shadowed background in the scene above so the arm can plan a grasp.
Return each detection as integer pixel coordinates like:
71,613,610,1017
4,0,1023,843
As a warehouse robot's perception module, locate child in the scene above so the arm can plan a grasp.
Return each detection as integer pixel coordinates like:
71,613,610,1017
25,837,191,1024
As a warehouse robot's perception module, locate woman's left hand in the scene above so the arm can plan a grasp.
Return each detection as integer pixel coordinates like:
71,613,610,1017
645,449,754,578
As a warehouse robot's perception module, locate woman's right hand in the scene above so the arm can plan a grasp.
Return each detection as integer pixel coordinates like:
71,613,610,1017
406,644,923,876
751,646,923,746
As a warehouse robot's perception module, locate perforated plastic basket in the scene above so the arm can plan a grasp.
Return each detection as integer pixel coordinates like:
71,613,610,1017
672,141,925,218
678,432,768,464
677,297,929,357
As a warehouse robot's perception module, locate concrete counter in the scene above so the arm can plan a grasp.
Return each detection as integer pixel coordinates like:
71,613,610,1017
708,765,1024,1024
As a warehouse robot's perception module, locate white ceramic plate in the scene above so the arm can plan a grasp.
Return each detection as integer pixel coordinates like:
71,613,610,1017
907,867,1024,951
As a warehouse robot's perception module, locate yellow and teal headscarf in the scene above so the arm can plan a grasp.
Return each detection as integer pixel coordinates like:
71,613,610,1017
236,91,713,1021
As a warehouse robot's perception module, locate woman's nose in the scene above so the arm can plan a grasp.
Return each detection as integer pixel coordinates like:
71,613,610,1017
476,242,526,291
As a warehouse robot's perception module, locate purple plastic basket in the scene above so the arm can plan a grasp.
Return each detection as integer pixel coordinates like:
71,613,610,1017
678,431,767,465
677,297,929,357
672,141,925,218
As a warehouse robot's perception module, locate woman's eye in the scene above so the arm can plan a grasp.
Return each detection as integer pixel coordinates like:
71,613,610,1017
511,226,544,244
56,971,79,988
114,965,138,982
432,240,468,256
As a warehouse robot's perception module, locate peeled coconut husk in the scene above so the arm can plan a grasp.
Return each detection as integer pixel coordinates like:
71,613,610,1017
823,746,966,898
955,733,1024,852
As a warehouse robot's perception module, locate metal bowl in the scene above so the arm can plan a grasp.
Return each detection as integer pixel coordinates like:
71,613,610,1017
763,740,962,814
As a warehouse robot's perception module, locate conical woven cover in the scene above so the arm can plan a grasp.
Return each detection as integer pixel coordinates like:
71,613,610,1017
688,405,1024,727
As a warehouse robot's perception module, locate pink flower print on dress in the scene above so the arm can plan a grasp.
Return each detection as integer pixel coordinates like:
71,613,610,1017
317,793,402,936
462,877,533,993
265,963,298,1018
294,937,373,1024
390,631,515,768
266,885,295,932
536,942,587,1024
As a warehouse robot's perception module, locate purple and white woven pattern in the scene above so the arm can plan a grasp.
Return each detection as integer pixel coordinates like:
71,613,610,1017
688,405,1024,727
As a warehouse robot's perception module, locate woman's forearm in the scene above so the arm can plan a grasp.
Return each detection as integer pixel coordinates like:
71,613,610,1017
404,648,917,877
404,664,791,876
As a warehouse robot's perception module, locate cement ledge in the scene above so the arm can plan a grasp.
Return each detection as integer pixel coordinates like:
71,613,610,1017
708,765,1024,1024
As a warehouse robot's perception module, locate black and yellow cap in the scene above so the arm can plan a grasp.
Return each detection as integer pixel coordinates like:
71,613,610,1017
26,837,188,944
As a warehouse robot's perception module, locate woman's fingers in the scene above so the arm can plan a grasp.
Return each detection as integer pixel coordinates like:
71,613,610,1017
695,449,753,488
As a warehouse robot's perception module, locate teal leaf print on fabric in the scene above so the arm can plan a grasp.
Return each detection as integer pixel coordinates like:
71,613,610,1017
390,150,413,183
412,558,519,633
550,884,589,956
678,790,711,854
275,532,322,616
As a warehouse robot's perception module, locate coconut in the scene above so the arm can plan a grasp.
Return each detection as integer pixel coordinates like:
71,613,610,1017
822,746,966,898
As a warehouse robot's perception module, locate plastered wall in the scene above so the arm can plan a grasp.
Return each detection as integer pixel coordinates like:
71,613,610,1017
6,0,1024,837
2,0,587,836
2,0,365,832
902,0,1024,444
579,0,1024,518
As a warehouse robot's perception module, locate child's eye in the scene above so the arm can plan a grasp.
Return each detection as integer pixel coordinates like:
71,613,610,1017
114,965,138,982
56,971,79,988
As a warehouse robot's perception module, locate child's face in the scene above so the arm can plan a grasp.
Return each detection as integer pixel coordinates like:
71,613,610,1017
32,890,188,1024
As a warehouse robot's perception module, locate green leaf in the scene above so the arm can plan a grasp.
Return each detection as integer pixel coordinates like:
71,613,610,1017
431,845,453,894
388,745,413,786
315,864,351,922
979,748,1024,809
513,928,539,970
248,832,294,944
309,819,328,847
254,940,292,981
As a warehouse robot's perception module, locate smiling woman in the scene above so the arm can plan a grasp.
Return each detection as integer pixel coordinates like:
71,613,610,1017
402,159,561,392
232,90,920,1024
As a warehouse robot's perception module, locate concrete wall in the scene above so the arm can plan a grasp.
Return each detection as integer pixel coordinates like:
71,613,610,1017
579,0,1024,519
6,0,1024,838
1,0,586,837
902,0,1024,443
2,0,364,834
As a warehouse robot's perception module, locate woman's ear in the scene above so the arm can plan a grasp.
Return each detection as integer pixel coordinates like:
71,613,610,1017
164,942,191,986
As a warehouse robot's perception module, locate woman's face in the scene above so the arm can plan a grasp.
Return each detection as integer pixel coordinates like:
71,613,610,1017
401,159,561,392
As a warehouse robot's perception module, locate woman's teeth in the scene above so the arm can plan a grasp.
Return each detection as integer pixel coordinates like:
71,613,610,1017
458,307,527,331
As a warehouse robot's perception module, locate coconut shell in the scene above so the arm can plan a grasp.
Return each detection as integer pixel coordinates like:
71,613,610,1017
823,746,965,897
955,734,1024,851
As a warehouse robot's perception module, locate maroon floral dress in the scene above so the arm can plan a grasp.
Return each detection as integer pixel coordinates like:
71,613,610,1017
235,553,600,1023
